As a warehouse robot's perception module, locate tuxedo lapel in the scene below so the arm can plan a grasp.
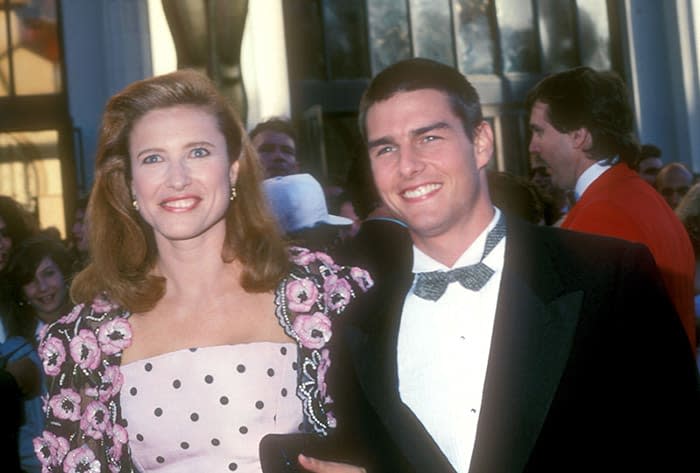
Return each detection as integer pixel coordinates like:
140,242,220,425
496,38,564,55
344,271,457,473
470,220,583,473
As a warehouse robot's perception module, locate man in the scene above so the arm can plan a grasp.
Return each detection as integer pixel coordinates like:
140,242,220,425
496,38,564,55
300,58,698,473
249,117,300,178
656,161,693,209
636,143,663,186
527,67,696,352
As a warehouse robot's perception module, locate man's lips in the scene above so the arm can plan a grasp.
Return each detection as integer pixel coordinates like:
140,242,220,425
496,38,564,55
401,183,442,200
159,196,202,211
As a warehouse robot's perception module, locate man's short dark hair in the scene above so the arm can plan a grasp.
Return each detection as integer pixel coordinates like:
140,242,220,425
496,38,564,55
249,117,297,145
525,66,640,167
358,58,484,143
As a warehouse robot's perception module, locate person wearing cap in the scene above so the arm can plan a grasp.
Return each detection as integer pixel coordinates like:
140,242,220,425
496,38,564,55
263,173,353,254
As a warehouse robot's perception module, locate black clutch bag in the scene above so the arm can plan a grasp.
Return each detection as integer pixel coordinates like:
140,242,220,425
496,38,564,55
259,433,339,473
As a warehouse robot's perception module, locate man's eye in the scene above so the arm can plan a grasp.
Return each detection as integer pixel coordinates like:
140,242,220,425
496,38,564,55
375,145,395,157
258,144,275,153
423,135,440,143
191,147,209,158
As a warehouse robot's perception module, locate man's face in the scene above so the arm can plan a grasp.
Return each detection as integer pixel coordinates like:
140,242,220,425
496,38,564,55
528,101,581,191
252,130,298,178
638,157,663,186
657,166,692,209
366,89,492,254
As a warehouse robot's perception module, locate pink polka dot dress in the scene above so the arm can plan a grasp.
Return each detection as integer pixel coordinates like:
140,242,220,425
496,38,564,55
120,342,302,472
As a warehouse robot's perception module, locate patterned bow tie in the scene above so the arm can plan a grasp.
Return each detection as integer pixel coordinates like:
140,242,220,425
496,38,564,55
413,216,505,301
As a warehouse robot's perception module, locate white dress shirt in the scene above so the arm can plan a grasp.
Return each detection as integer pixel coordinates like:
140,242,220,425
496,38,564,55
574,160,613,201
397,209,505,473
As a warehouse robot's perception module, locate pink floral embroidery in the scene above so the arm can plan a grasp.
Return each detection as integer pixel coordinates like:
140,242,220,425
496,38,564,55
323,275,353,312
48,388,82,421
292,312,332,349
85,365,123,402
80,401,111,440
33,431,69,467
69,329,101,370
108,423,128,464
58,303,85,325
317,348,331,399
286,278,319,313
315,251,339,271
350,266,374,292
91,294,118,314
64,445,101,473
326,411,337,429
289,246,317,266
97,318,132,355
39,335,66,376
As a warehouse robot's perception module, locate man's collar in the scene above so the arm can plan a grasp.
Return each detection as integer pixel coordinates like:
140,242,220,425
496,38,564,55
574,160,615,201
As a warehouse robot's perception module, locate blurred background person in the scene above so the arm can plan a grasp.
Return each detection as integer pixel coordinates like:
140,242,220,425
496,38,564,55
635,143,663,186
675,182,700,367
656,162,693,210
249,117,300,178
263,172,353,254
68,194,90,272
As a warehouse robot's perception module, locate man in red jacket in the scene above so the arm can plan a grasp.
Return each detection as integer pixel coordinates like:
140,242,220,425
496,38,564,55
527,66,696,353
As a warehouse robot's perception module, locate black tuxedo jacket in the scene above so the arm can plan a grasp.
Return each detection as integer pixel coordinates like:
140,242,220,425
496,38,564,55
330,218,699,473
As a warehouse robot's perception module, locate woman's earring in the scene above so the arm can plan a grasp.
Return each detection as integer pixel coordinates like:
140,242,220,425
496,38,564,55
132,199,140,211
230,186,237,202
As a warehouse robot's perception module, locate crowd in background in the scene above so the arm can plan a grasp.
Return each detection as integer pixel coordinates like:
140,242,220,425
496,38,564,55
1,64,699,472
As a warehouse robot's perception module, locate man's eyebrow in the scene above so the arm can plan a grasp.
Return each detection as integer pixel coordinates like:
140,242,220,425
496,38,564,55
367,136,396,150
367,122,452,149
411,121,450,137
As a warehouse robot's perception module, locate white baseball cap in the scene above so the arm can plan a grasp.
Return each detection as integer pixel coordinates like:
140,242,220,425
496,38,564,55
263,173,353,234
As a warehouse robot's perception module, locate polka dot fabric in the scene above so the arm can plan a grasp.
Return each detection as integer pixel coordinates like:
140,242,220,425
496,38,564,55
121,342,300,472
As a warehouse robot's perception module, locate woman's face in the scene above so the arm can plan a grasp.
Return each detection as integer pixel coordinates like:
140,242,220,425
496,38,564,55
129,105,239,247
0,216,11,271
22,256,69,323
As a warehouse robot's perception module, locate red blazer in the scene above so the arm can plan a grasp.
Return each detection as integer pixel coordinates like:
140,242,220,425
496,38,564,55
562,163,696,351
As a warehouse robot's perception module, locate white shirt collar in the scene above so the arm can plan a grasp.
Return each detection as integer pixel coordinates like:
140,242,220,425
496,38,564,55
411,208,502,273
574,160,614,201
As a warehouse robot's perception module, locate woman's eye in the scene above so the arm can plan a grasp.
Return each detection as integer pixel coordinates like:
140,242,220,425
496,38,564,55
142,154,161,164
191,147,210,158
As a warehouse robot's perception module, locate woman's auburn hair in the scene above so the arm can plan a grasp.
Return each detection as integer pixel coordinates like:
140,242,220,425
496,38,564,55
71,69,289,312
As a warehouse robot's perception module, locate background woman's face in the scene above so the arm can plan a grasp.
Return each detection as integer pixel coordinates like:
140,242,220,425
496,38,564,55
22,256,68,323
0,216,11,271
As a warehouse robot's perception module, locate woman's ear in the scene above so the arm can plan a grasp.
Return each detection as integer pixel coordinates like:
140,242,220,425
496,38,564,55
229,160,240,184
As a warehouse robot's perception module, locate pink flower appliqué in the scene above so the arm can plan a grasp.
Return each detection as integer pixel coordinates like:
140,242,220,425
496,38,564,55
80,400,111,440
48,388,82,421
33,430,70,467
97,318,132,355
69,329,101,370
85,365,123,402
286,278,319,313
58,303,85,325
317,348,331,399
91,294,118,314
315,251,339,271
350,266,374,292
289,246,317,266
323,275,353,312
292,312,332,349
326,411,337,429
39,335,66,377
64,445,101,473
107,423,128,469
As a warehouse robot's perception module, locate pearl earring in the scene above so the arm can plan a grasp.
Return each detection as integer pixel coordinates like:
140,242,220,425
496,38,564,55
230,186,237,201
132,199,140,211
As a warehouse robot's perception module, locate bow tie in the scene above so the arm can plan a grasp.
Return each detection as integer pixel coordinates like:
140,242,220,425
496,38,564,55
413,216,505,301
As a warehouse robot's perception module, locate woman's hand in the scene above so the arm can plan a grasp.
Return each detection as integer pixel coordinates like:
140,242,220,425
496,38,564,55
297,454,367,473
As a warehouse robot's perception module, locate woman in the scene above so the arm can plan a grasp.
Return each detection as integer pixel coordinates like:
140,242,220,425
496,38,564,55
34,70,372,473
7,235,75,342
4,234,74,473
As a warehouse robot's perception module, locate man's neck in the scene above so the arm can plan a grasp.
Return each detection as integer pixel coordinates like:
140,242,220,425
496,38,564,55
411,206,496,268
